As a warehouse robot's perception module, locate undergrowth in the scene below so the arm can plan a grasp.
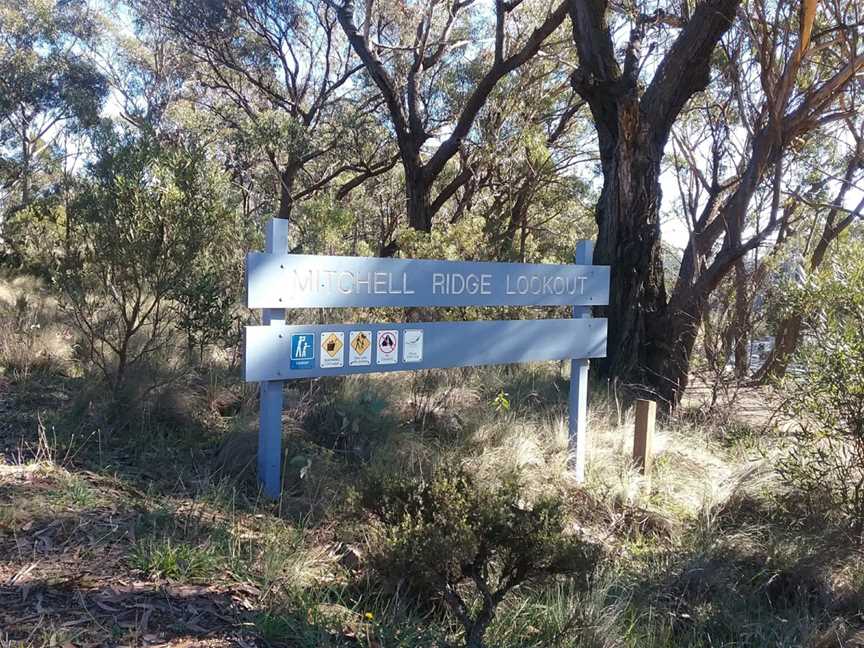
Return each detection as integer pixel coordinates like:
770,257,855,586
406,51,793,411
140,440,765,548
1,276,863,646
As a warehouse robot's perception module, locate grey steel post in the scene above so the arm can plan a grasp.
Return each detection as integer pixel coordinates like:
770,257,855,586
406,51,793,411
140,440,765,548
258,218,288,498
569,240,593,482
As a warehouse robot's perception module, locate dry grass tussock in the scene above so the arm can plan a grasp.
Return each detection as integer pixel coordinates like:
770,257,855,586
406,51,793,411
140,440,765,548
576,396,748,520
466,417,572,491
0,274,73,377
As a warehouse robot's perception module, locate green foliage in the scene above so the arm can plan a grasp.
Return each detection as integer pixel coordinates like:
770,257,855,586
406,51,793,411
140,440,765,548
492,390,511,412
129,536,219,581
293,195,359,254
173,252,241,365
302,383,394,462
58,128,233,393
358,463,599,648
0,0,107,261
0,0,106,135
776,238,864,533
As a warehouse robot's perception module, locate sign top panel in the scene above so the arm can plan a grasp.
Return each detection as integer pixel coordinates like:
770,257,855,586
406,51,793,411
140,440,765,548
246,252,610,309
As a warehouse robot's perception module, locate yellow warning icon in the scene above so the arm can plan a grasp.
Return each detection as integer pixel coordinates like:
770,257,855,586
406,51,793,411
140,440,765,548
323,332,343,357
351,332,370,355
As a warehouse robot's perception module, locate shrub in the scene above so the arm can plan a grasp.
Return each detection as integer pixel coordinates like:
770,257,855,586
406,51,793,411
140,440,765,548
173,261,240,365
358,463,599,648
775,238,864,534
302,382,394,462
58,128,234,396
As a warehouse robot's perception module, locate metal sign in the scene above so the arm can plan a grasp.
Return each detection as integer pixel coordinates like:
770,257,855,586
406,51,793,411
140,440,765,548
244,319,607,382
245,218,610,498
246,252,609,308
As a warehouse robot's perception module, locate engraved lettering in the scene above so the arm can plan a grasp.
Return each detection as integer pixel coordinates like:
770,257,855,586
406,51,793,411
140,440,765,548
505,275,516,294
451,274,465,295
465,274,479,294
553,276,565,294
338,271,353,294
432,273,445,294
388,272,402,294
356,272,371,293
294,269,314,293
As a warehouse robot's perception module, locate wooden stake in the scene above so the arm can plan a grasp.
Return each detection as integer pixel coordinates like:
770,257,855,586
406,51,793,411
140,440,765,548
633,399,656,476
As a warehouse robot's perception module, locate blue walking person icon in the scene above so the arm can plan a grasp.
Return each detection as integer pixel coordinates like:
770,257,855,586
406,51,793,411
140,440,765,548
290,334,315,369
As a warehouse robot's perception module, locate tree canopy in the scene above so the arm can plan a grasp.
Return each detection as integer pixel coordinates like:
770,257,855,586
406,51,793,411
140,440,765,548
1,0,862,406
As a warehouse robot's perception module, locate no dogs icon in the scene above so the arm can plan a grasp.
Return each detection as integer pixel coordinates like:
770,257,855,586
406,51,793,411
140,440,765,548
376,330,398,365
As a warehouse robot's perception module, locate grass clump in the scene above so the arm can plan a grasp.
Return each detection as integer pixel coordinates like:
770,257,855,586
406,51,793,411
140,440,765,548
302,379,396,462
129,536,220,581
0,275,72,380
51,472,102,508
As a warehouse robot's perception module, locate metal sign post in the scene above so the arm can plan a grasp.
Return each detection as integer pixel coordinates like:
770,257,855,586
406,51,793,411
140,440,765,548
246,218,609,497
257,219,288,499
568,241,593,483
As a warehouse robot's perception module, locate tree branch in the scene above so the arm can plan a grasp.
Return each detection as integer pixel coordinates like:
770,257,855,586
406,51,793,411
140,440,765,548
424,1,568,180
642,0,740,148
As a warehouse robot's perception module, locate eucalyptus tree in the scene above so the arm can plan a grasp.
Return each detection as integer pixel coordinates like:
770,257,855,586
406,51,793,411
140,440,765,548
0,0,107,259
91,11,195,133
567,0,864,405
137,0,394,222
474,80,596,262
332,0,570,236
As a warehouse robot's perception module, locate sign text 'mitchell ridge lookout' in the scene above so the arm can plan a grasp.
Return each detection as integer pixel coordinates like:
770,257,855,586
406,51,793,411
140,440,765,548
282,267,592,297
245,252,608,308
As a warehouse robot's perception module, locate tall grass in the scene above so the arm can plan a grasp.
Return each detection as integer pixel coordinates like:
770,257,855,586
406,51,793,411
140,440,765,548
0,275,72,379
2,282,860,648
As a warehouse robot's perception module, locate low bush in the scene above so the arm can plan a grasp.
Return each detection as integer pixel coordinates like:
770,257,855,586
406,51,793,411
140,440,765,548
58,128,237,398
302,381,395,462
357,463,600,648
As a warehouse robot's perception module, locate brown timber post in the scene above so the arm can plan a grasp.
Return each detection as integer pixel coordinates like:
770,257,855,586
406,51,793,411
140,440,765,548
633,399,656,479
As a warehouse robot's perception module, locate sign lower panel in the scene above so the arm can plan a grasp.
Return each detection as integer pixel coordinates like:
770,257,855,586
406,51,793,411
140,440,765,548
244,318,608,382
246,252,610,309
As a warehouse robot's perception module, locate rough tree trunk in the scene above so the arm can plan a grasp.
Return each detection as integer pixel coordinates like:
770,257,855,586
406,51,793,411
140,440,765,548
759,315,804,381
591,104,670,401
406,167,433,232
277,163,300,220
21,120,31,207
653,298,706,407
568,0,741,408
